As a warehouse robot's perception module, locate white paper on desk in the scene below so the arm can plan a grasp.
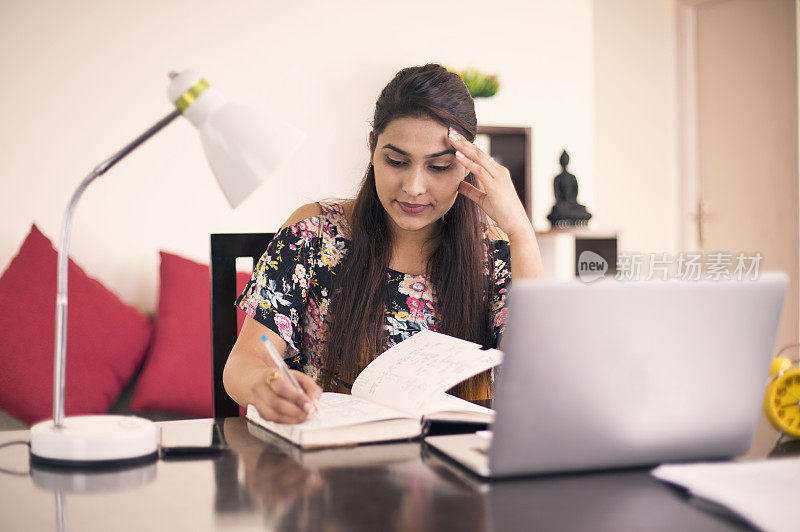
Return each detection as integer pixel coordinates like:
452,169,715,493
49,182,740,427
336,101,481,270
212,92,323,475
651,457,800,532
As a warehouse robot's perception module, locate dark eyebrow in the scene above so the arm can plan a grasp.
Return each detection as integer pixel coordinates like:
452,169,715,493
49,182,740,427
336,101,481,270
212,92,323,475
382,144,455,158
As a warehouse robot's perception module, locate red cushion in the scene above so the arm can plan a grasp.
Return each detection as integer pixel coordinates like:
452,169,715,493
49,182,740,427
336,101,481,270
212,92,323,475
0,225,153,426
129,251,249,417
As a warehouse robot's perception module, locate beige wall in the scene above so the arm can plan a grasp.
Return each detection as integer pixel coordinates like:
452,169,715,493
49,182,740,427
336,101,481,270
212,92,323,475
593,0,681,256
0,0,594,314
4,0,794,321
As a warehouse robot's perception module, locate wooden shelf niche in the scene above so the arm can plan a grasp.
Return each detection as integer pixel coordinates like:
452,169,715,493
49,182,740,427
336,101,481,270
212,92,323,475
475,125,532,218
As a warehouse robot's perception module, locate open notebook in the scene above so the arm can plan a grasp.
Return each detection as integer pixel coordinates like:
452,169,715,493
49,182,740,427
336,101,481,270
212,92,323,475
246,330,502,448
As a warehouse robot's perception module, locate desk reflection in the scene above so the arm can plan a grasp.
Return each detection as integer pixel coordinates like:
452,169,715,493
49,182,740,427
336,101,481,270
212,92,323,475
6,417,795,531
216,417,770,531
421,447,752,532
220,418,488,531
219,417,773,531
29,461,157,532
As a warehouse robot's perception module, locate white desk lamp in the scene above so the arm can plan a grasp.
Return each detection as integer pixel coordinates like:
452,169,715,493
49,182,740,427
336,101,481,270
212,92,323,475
29,69,306,466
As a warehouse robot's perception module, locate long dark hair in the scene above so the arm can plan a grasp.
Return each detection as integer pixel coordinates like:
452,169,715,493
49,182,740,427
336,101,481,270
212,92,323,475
321,64,495,401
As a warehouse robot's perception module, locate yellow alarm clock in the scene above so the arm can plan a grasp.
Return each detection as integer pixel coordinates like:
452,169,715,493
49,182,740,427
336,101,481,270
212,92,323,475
763,353,800,438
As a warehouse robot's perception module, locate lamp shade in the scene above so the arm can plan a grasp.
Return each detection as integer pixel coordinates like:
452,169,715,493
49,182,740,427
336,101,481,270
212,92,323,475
167,70,306,208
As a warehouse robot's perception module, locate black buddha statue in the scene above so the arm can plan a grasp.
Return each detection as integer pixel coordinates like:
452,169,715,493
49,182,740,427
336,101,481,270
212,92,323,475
546,150,592,228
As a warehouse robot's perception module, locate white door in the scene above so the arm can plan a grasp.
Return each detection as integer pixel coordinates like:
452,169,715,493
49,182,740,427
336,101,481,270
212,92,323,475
681,0,799,353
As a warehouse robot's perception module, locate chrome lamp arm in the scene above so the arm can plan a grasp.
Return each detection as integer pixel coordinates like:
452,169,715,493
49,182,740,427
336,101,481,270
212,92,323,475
53,109,181,426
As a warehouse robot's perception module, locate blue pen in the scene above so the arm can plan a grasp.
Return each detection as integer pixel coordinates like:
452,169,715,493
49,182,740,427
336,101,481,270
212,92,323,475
260,335,318,415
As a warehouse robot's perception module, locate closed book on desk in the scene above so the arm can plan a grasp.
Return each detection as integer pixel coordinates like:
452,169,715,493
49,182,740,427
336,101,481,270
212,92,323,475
246,330,500,449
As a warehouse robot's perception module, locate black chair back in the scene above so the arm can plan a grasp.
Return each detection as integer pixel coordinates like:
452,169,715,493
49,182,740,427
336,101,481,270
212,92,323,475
210,233,274,418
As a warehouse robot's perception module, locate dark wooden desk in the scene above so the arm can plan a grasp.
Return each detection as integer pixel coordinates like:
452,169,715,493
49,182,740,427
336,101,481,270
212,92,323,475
0,415,796,531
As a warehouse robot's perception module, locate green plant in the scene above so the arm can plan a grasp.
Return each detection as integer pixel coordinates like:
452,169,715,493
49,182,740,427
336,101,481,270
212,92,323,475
447,66,500,98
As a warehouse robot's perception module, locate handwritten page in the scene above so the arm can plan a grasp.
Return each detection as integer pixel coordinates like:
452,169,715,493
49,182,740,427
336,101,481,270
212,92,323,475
651,458,800,532
247,392,409,438
351,330,503,415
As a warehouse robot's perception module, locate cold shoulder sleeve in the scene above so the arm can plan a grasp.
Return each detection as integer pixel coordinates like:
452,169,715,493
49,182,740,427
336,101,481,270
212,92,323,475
235,216,321,361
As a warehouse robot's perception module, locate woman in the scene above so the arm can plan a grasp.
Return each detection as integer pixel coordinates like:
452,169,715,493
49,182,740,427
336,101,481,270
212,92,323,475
224,63,544,424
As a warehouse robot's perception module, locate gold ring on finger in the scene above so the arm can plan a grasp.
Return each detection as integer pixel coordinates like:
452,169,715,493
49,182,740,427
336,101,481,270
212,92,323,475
266,369,282,386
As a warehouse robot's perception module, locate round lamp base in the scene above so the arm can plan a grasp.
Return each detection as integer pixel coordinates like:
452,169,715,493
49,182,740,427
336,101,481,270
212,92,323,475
30,415,159,468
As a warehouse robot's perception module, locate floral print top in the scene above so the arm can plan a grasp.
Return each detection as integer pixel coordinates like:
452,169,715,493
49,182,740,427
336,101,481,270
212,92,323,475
235,200,512,385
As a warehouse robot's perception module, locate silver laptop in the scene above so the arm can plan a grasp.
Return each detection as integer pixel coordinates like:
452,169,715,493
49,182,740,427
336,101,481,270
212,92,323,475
425,272,788,478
